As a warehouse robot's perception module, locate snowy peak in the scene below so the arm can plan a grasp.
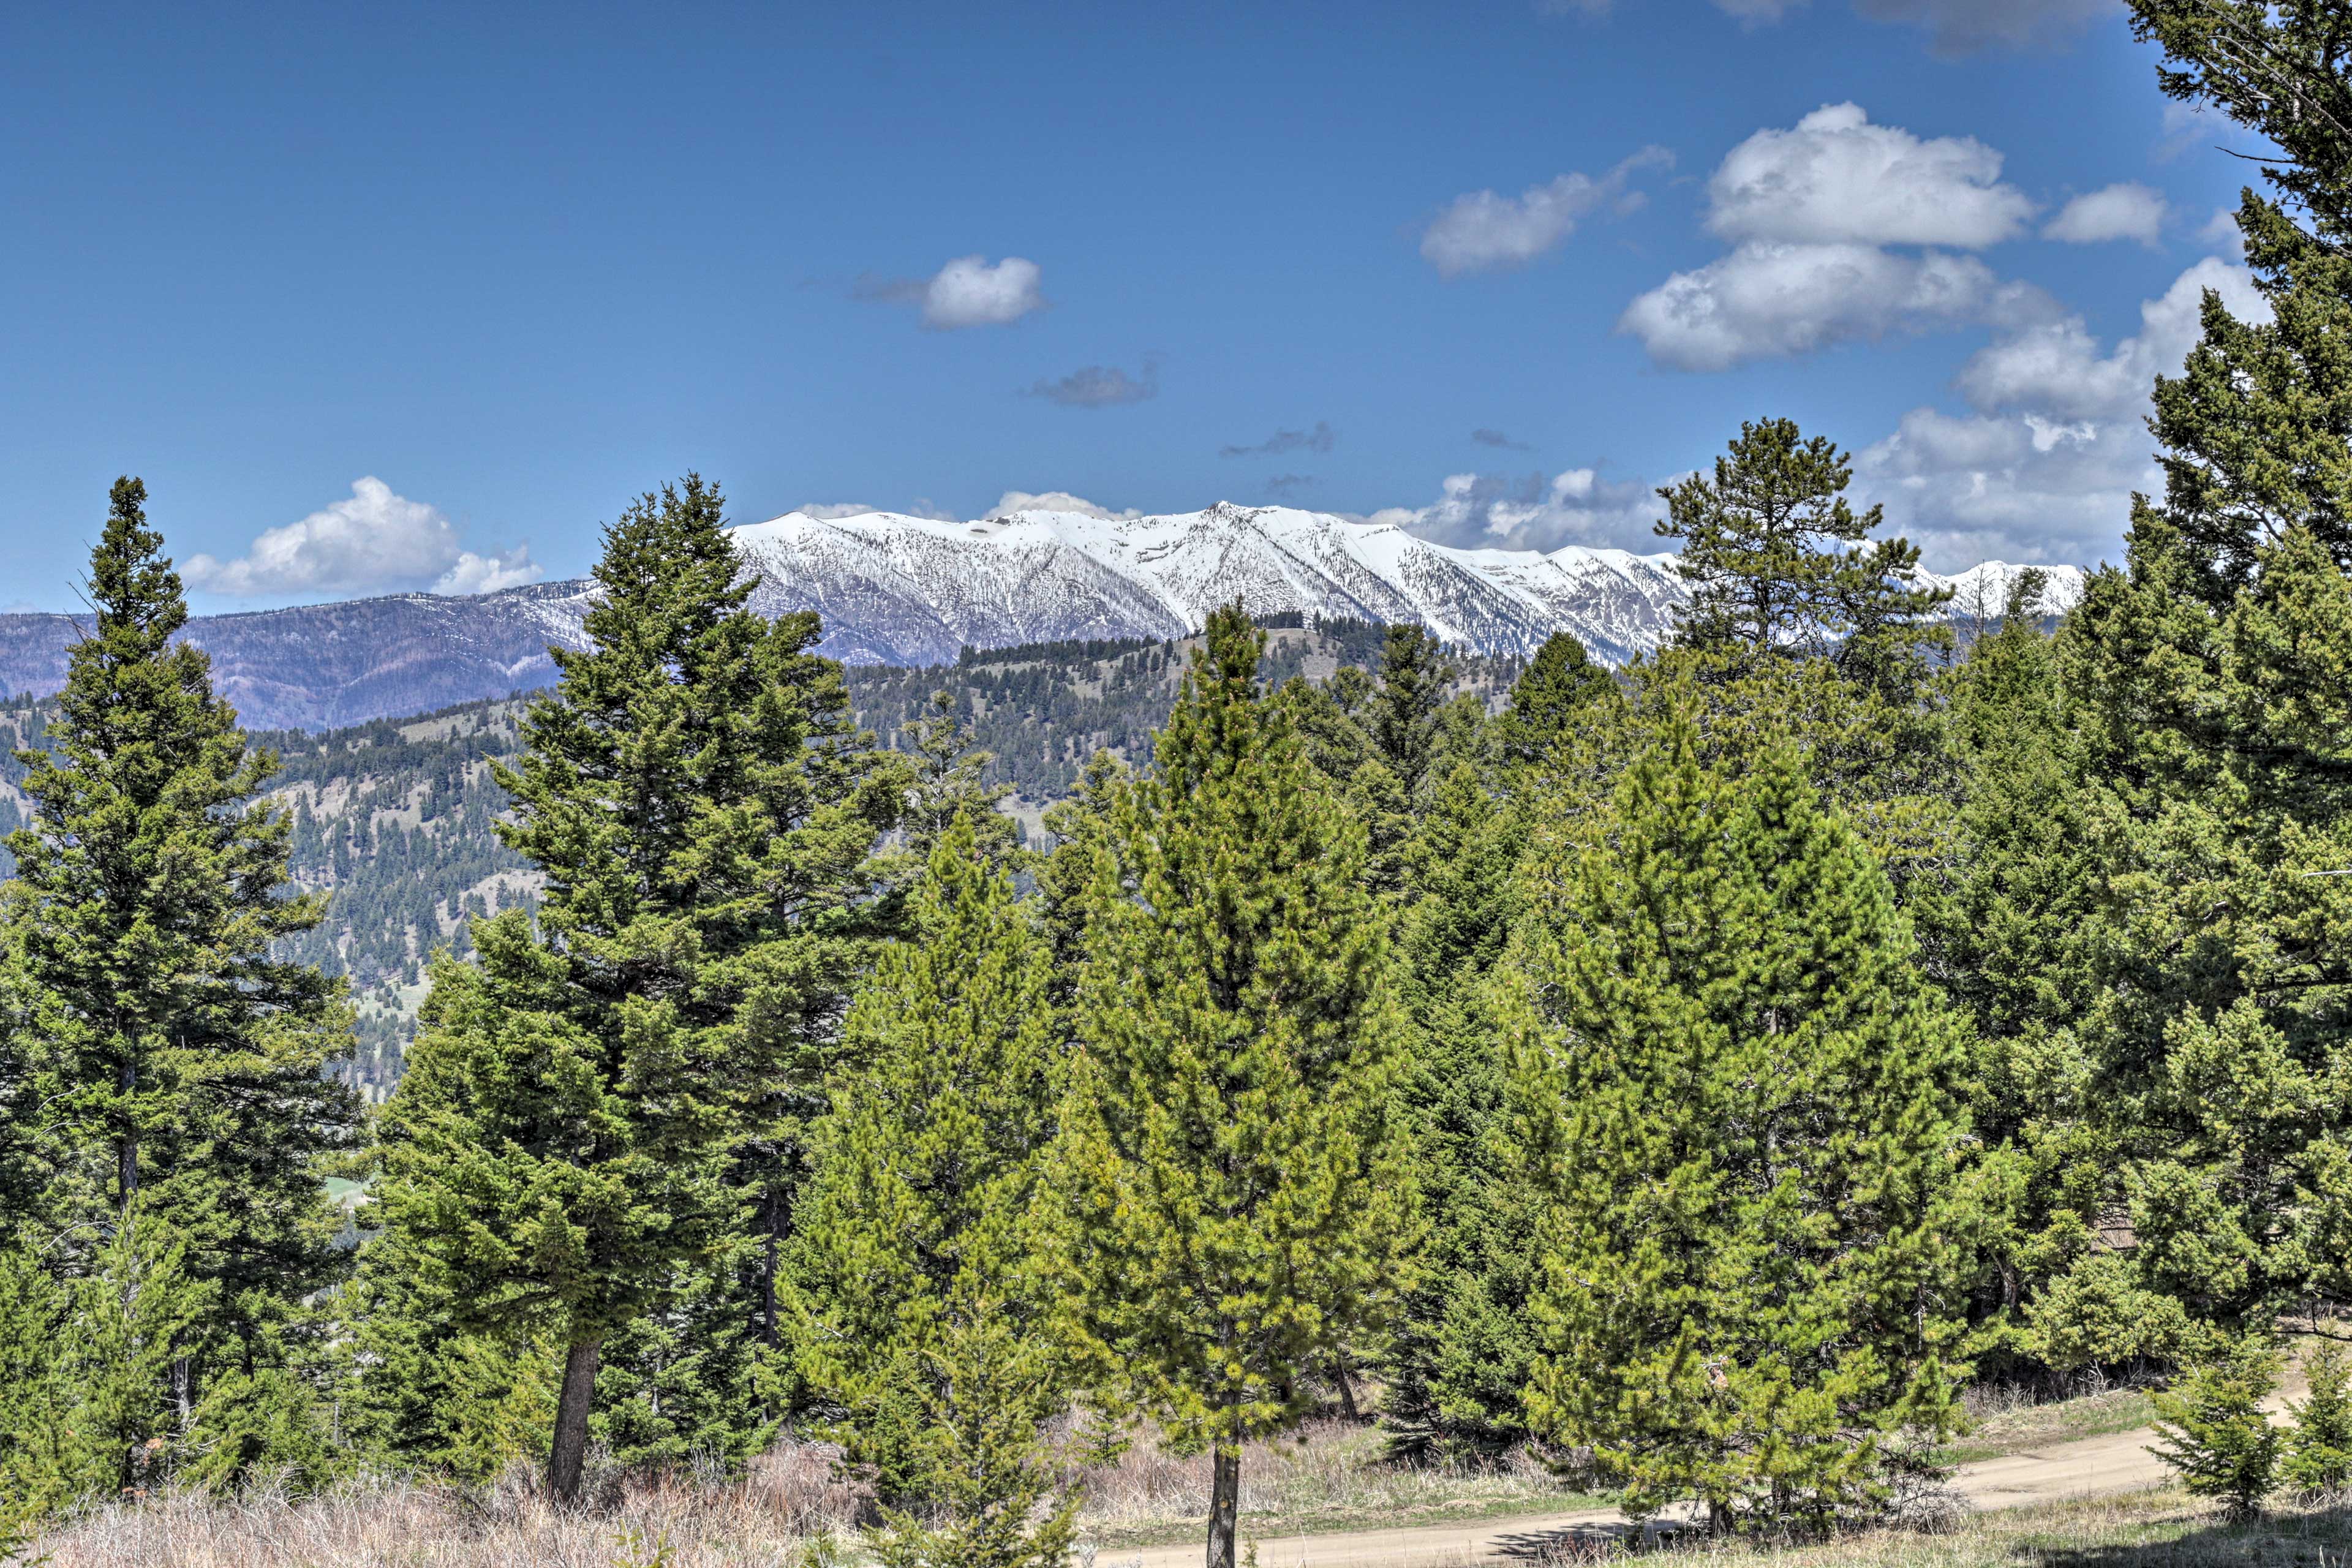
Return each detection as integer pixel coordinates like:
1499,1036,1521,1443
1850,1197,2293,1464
728,502,1692,667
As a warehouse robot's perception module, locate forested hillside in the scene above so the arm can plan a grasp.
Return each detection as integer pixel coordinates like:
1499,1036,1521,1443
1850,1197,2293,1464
0,620,1521,1097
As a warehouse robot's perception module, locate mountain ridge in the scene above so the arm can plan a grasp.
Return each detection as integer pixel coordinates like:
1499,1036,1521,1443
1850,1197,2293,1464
0,502,2086,730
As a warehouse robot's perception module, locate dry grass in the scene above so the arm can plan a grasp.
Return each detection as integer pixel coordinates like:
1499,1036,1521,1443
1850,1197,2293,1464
1075,1417,1599,1548
24,1445,863,1568
1937,1385,2160,1468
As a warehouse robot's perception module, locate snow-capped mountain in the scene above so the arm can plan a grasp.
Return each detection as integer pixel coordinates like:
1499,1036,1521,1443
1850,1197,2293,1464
0,501,2087,730
727,502,1691,667
724,501,2086,668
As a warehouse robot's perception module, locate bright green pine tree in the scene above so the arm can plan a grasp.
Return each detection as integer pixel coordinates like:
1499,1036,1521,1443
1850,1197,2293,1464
797,813,1072,1567
374,475,906,1499
2287,1340,2352,1493
1506,711,1970,1533
1052,603,1418,1568
2,478,357,1457
2150,1339,2284,1519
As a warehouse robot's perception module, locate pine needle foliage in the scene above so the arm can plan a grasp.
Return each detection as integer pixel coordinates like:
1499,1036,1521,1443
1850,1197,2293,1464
2,478,356,1436
2151,1340,2284,1518
1053,603,1418,1568
375,475,906,1499
1508,710,1970,1533
797,813,1072,1564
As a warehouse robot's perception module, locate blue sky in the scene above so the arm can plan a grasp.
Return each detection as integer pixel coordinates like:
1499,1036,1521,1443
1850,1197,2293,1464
0,0,2261,611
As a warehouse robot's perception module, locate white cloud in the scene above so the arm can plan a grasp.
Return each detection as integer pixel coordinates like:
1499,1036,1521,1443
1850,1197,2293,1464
921,255,1044,329
1372,466,1662,552
1624,104,2059,370
183,477,540,599
1853,0,2116,54
1620,243,2021,371
1858,257,2270,564
2198,206,2247,260
794,500,960,522
989,490,1143,521
1707,103,2035,248
1422,147,1672,276
2043,183,2168,246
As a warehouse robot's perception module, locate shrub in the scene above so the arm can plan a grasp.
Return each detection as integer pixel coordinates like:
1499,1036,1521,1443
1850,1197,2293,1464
2286,1340,2352,1494
2150,1340,2283,1518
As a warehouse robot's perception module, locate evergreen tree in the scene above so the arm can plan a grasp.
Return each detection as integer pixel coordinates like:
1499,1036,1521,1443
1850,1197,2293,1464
1370,623,1454,796
1379,758,1541,1456
2287,1340,2352,1493
899,689,1017,862
1495,632,1615,772
2,478,356,1439
797,814,1071,1566
1507,712,1969,1532
2000,17,2352,1341
1053,603,1418,1568
374,476,905,1499
1656,418,1951,687
2151,1340,2283,1518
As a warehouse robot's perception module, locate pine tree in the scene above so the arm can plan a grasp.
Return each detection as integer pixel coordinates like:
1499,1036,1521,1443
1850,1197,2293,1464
1495,632,1615,772
1370,623,1454,797
797,814,1071,1567
374,476,906,1499
2,478,356,1439
1379,758,1540,1456
1052,603,1418,1568
899,689,1017,862
2287,1340,2352,1493
1655,418,1950,685
2151,1340,2283,1518
2003,12,2352,1341
1506,712,1969,1532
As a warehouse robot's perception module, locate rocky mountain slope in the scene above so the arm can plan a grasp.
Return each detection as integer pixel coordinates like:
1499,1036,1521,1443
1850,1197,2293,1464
0,502,2085,729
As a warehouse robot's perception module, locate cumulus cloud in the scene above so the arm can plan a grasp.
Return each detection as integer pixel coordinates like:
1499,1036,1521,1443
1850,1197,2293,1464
1623,104,2053,370
1421,147,1672,276
859,255,1045,330
2199,206,2247,260
183,478,540,599
1707,103,2034,248
1858,256,2269,565
1220,421,1337,459
796,500,960,522
989,490,1143,521
1026,361,1158,407
1853,0,2117,55
2043,183,2168,246
1372,466,1662,553
1621,244,2027,371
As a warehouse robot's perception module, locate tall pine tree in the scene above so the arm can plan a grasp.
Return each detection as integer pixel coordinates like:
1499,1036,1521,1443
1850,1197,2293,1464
1052,603,1417,1568
1507,711,1969,1532
4,478,356,1443
797,813,1071,1567
374,476,905,1499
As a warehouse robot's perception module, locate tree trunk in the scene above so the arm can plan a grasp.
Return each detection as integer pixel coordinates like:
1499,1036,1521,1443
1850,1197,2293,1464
1333,1356,1360,1421
1207,1441,1242,1568
118,1058,138,1215
548,1336,601,1504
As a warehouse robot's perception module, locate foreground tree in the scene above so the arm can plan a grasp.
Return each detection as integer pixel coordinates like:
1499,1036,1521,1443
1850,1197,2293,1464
1507,711,1969,1532
1054,603,1418,1568
798,815,1071,1567
4,478,356,1441
375,476,904,1501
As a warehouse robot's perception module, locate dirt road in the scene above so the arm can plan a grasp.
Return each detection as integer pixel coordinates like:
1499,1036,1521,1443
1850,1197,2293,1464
1103,1422,2180,1567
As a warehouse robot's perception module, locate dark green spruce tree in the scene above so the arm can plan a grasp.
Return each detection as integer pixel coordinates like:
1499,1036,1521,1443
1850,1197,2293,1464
1507,712,1970,1532
1053,603,1418,1568
797,813,1072,1568
2,478,357,1481
374,476,905,1499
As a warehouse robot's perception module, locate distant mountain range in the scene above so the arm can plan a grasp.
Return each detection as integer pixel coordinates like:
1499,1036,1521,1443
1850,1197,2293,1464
0,502,2086,731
